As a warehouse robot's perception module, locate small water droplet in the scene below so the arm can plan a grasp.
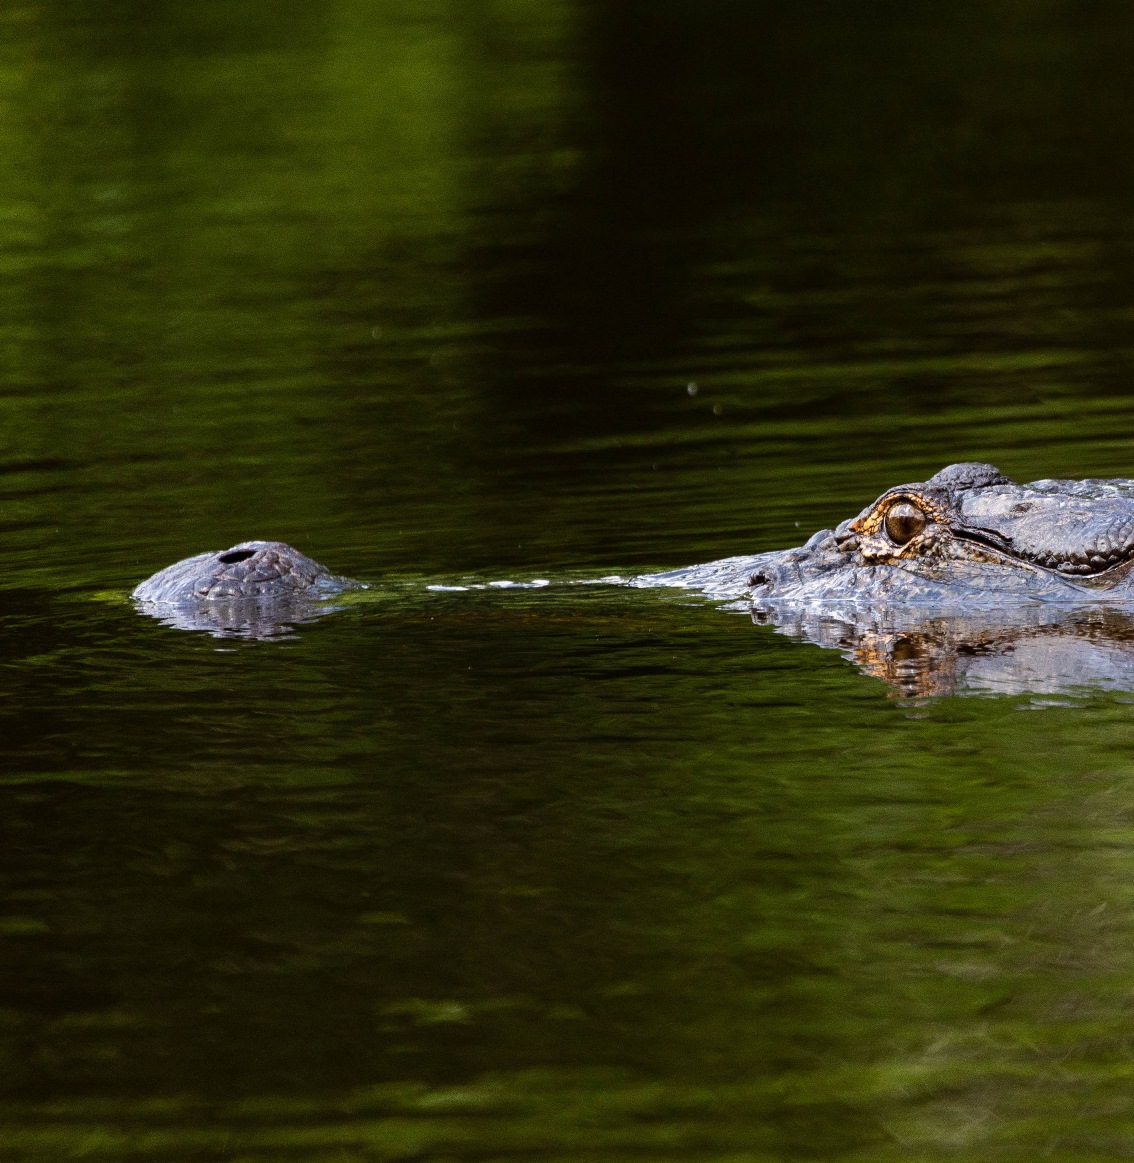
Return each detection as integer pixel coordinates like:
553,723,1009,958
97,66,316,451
686,382,698,396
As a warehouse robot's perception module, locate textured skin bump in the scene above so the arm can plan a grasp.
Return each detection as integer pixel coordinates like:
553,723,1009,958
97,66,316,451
133,541,355,603
925,462,1011,490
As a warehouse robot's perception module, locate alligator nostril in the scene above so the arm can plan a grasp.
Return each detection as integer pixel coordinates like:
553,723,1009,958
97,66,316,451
748,571,770,588
218,549,257,564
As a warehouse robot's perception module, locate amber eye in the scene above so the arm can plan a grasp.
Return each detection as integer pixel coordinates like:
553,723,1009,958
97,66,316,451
884,502,927,545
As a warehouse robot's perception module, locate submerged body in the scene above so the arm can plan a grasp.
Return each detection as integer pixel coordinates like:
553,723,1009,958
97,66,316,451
645,462,1134,606
128,467,1134,693
135,465,1134,610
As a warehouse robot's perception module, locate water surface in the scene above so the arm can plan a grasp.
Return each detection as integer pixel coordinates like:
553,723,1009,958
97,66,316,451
5,2,1134,1159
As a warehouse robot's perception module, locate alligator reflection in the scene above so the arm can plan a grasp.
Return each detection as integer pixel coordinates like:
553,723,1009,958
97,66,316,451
755,604,1134,698
133,597,341,640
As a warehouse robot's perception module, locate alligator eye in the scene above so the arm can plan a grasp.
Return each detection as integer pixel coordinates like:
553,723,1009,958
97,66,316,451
884,502,927,545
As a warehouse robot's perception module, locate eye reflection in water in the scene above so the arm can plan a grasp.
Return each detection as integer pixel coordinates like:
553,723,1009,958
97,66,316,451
754,605,1134,698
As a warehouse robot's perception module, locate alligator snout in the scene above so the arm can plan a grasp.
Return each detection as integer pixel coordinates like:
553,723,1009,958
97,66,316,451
747,548,814,593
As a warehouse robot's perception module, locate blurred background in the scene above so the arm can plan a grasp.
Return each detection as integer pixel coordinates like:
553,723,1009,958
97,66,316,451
4,2,1134,1160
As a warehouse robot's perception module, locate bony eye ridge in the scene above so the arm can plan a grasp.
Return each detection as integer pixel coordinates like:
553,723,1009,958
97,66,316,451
885,502,927,545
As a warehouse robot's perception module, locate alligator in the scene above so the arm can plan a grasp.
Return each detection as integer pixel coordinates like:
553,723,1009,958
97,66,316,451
642,462,1134,605
133,465,1134,684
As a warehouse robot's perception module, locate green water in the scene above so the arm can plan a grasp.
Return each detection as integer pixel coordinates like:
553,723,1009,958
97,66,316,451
6,2,1134,1158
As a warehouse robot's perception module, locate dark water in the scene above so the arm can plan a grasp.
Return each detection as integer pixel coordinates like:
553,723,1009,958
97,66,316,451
7,2,1134,1158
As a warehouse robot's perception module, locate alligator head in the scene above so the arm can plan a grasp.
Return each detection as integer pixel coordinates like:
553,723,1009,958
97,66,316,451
632,462,1134,694
743,462,1134,605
